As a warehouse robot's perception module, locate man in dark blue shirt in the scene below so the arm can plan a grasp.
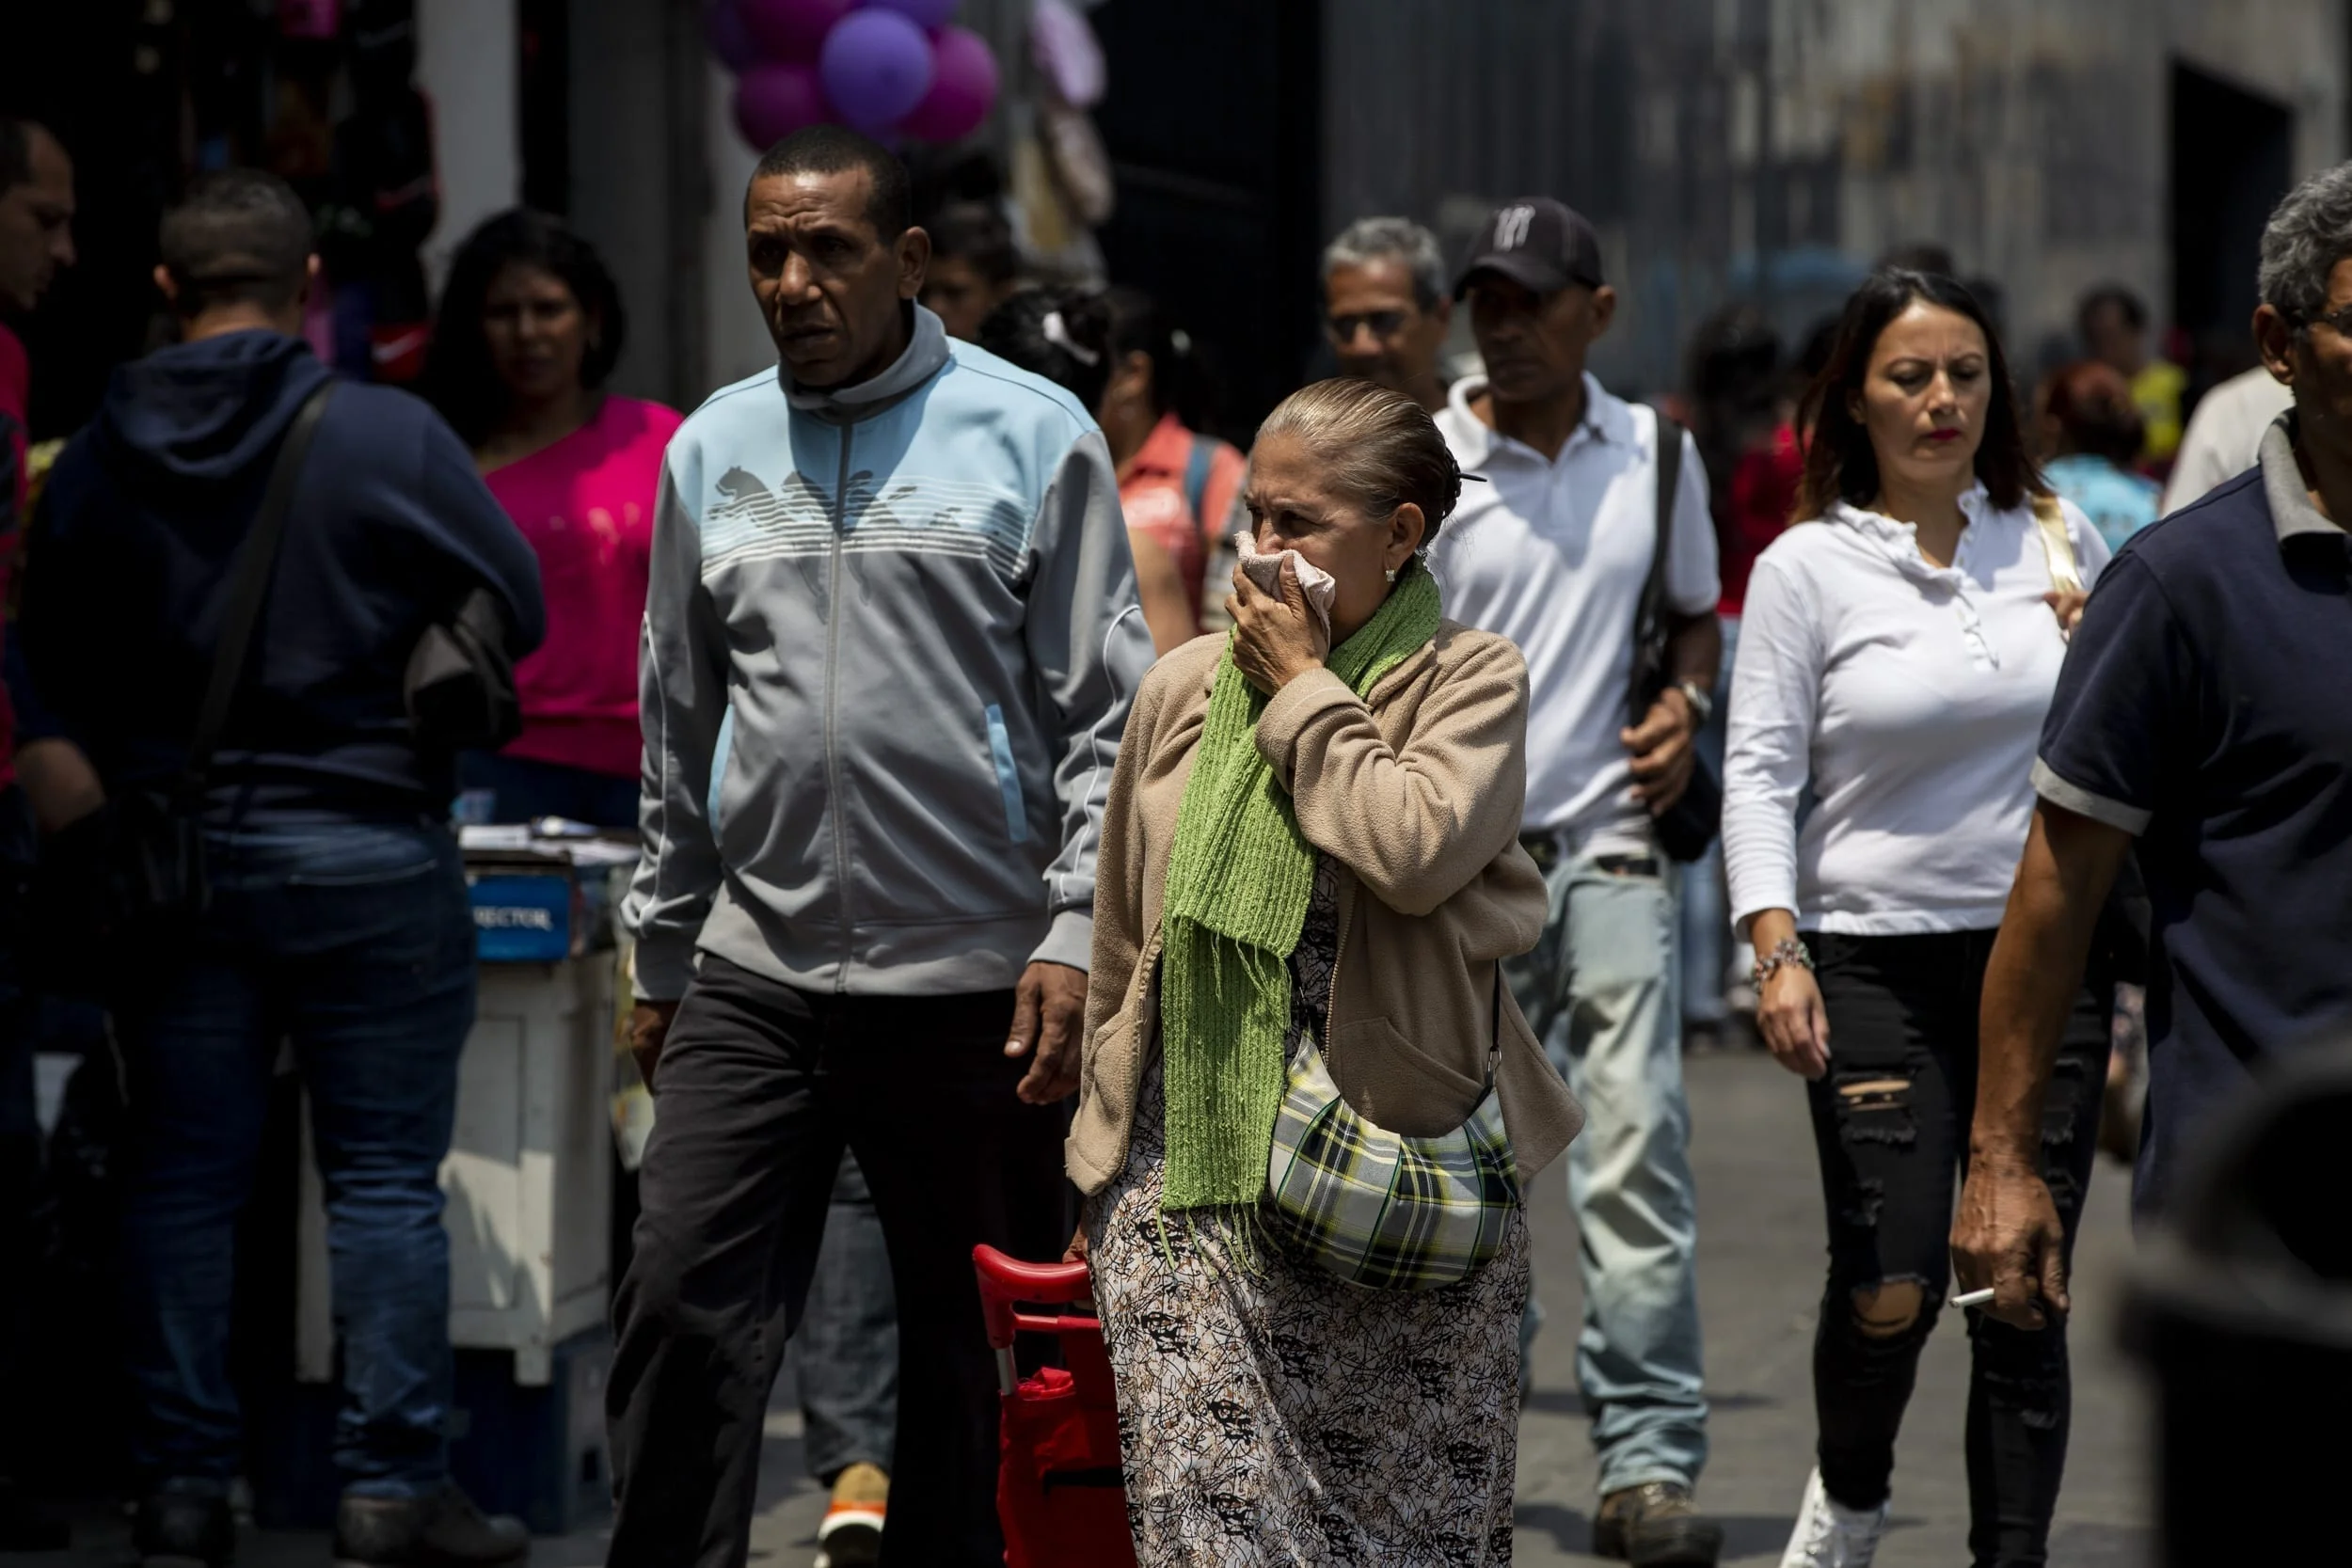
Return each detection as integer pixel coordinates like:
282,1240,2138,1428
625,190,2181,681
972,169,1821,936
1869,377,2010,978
1954,164,2352,1330
22,169,545,1568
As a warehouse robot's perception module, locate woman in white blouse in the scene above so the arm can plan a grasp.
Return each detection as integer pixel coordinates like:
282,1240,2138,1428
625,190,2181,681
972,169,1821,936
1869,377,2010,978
1721,270,2113,1568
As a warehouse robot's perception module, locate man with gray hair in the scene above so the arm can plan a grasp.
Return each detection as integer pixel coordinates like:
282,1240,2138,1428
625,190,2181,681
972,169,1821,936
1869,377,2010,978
1955,164,2352,1318
1322,215,1454,413
1200,217,1458,632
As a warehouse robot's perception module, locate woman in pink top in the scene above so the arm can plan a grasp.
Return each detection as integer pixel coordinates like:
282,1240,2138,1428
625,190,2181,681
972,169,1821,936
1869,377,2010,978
425,211,680,826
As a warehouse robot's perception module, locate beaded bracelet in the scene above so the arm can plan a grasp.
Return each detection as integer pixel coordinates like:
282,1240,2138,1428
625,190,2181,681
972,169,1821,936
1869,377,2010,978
1752,937,1814,990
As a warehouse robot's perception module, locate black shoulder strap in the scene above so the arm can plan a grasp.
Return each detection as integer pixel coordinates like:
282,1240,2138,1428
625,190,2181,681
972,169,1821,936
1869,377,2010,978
1651,411,1683,591
1628,409,1683,721
1485,964,1505,1087
183,380,335,796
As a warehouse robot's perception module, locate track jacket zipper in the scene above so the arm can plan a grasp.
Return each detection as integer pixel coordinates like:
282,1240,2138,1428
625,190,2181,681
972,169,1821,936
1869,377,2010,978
826,422,854,990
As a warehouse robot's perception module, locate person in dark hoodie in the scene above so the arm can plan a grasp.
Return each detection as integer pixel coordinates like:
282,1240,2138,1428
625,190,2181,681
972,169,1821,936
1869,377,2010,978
19,168,545,1568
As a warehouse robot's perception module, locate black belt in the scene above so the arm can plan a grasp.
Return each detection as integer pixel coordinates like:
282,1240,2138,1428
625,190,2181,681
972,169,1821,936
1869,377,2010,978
1518,832,1660,879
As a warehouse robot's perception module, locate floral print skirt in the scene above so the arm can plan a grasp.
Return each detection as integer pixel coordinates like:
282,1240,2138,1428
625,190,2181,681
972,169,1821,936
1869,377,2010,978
1086,1053,1531,1565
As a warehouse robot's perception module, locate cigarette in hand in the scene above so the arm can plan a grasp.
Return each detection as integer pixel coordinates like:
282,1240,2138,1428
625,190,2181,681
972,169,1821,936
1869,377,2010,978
1949,1287,1997,1309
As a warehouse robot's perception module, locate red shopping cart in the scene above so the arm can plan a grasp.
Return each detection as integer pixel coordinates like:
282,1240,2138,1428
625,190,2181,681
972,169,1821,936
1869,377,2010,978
971,1245,1137,1568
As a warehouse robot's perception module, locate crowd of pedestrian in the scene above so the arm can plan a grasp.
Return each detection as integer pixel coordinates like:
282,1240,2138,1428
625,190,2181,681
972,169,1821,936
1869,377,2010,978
0,99,2346,1568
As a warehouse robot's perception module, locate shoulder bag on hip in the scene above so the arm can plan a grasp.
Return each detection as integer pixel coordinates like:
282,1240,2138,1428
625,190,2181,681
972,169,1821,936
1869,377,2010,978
1629,412,1722,863
66,380,335,955
405,584,522,752
1263,973,1521,1291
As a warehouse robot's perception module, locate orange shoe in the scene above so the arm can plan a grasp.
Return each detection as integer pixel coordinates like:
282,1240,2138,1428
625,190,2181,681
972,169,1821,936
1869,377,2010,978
813,1462,886,1568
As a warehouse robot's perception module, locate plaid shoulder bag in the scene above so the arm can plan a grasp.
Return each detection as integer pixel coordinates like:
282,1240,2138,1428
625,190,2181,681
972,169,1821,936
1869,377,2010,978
1262,974,1521,1291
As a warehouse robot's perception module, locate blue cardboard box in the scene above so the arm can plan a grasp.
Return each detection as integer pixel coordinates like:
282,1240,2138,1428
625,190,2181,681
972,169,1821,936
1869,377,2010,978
469,868,578,964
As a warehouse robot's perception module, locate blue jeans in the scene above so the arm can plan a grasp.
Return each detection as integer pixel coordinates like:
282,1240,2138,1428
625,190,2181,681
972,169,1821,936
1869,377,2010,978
1679,615,1739,1027
1508,845,1708,1494
797,1151,898,1484
118,820,477,1497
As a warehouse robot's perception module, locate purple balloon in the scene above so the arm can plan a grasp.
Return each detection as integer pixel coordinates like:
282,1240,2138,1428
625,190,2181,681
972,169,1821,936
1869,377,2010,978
818,8,935,134
864,0,959,29
706,0,760,71
734,61,832,150
740,0,855,62
899,24,996,144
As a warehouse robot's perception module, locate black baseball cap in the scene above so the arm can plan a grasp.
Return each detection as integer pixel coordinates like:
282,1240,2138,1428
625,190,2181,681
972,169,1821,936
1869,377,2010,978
1453,198,1606,300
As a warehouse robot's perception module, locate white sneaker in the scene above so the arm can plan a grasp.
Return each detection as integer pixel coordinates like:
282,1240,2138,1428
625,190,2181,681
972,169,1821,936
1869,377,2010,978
1777,1467,1888,1568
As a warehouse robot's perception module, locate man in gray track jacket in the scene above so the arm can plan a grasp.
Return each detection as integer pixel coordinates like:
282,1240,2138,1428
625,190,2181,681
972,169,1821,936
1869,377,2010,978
608,126,1151,1568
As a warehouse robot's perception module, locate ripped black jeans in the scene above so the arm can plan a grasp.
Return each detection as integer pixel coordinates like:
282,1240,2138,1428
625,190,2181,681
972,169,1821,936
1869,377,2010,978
1805,928,2107,1568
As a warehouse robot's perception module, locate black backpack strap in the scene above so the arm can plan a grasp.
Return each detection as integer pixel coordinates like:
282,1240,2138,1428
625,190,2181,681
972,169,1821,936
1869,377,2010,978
1182,433,1217,529
183,380,336,797
1628,409,1684,722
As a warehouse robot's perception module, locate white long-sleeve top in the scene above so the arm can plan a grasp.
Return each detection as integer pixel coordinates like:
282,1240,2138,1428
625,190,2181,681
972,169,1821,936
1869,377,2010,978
1723,488,2110,935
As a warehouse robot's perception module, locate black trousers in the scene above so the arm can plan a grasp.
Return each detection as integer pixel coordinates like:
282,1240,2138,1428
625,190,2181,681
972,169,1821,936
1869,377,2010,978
606,957,1069,1568
0,911,30,1492
0,798,38,1495
1805,929,2107,1568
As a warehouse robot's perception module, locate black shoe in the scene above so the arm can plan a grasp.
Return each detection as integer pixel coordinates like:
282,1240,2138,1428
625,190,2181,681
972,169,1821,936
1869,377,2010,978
1592,1481,1724,1565
0,1479,71,1552
133,1489,234,1568
331,1483,528,1568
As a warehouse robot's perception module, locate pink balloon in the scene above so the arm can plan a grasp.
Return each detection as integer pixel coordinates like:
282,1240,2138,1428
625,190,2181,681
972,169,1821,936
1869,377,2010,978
739,0,854,62
280,0,340,41
733,61,832,150
866,0,959,28
818,8,934,135
898,24,996,143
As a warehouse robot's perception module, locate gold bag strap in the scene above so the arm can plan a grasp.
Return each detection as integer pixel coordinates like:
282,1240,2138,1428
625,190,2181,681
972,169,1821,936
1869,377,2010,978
2030,493,2083,595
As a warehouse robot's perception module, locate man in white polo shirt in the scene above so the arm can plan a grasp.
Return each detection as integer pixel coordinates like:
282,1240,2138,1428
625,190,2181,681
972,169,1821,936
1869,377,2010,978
1428,198,1724,1567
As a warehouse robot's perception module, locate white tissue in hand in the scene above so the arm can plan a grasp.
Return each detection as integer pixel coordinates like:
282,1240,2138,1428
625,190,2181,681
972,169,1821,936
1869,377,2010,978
1233,533,1339,637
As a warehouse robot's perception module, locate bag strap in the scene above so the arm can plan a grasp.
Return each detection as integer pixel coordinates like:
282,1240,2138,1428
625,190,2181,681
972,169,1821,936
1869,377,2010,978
1181,433,1216,533
2029,492,2083,595
1485,965,1504,1087
1627,409,1684,722
183,380,336,798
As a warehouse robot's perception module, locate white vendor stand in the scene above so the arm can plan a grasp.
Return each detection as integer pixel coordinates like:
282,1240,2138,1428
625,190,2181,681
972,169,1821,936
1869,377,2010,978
294,837,629,1387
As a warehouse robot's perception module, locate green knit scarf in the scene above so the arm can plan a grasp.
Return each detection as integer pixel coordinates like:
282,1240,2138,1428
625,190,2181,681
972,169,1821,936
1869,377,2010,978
1158,562,1441,1212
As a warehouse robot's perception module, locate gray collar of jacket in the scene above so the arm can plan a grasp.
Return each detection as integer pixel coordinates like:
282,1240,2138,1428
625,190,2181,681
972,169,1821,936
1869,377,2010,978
782,303,952,423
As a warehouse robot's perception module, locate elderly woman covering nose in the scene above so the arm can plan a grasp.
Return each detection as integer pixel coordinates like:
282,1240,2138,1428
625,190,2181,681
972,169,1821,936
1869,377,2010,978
1068,376,1583,1561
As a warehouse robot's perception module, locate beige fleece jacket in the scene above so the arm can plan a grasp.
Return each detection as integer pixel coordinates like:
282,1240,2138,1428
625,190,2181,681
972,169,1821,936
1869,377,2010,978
1068,623,1585,1196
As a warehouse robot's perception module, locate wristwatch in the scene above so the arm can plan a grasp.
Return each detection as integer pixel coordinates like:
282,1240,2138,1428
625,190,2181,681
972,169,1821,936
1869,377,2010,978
1674,678,1715,727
